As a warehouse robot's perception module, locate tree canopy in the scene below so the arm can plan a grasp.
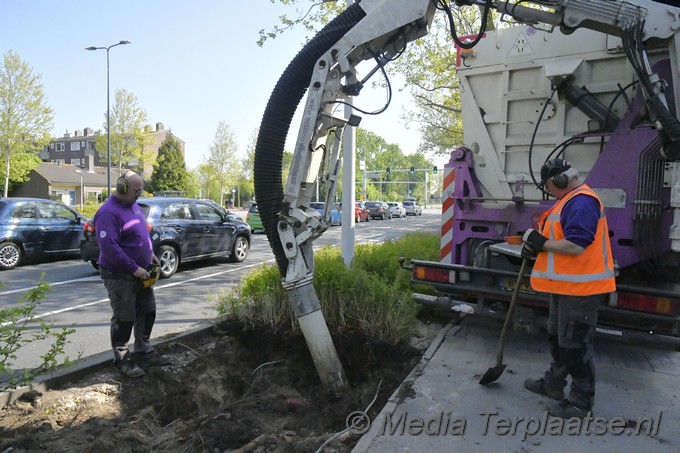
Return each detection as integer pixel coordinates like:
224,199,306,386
0,50,54,197
95,88,152,171
260,2,494,159
148,134,189,194
206,121,239,206
353,128,439,203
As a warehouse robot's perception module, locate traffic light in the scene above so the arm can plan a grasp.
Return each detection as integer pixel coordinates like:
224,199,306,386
386,167,390,176
433,165,438,174
409,166,415,175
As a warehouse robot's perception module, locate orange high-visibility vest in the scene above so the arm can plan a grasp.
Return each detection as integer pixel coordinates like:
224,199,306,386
530,184,616,295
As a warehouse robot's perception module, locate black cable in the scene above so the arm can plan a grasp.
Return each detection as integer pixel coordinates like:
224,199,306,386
605,80,639,120
527,85,559,194
332,52,393,116
545,137,576,162
600,80,638,153
381,28,408,62
635,21,655,95
437,0,493,50
623,21,680,159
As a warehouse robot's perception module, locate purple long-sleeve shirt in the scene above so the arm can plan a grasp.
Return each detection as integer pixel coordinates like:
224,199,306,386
93,196,153,273
560,194,600,249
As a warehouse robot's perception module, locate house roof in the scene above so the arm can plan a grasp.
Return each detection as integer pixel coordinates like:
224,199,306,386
33,162,128,186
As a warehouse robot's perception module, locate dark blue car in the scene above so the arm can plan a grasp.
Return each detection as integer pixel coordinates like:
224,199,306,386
80,197,251,279
0,197,85,270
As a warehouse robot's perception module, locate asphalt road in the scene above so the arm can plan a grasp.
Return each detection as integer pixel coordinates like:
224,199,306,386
0,209,440,372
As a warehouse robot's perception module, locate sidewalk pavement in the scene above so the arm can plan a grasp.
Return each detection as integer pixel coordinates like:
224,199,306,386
352,316,679,453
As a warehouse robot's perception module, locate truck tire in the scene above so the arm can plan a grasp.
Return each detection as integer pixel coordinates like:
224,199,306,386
158,245,179,279
0,241,21,270
230,236,249,263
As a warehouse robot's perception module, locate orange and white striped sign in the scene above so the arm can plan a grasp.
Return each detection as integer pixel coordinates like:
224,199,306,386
440,167,456,263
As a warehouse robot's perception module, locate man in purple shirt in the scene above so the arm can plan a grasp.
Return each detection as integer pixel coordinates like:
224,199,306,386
94,171,164,377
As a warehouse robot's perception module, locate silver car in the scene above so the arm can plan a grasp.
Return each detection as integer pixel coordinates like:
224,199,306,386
387,202,405,218
403,200,423,216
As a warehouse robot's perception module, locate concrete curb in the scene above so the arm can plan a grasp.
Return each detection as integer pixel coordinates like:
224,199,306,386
351,321,459,452
0,320,215,409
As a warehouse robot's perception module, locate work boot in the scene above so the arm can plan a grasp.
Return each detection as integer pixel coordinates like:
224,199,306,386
548,399,592,419
115,356,145,378
132,351,172,370
524,378,564,401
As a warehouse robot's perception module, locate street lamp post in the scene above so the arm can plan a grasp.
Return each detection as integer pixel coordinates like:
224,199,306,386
85,40,131,197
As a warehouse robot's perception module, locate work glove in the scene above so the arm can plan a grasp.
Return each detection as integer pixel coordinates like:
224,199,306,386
521,242,538,259
521,228,547,259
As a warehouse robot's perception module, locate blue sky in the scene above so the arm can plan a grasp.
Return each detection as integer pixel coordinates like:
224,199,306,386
0,0,422,170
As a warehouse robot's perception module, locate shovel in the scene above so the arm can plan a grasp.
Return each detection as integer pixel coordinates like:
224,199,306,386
479,257,529,385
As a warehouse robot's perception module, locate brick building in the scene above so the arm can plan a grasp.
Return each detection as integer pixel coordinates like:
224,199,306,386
39,122,185,179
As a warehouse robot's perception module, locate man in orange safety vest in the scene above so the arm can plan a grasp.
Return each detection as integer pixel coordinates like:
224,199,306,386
521,158,616,419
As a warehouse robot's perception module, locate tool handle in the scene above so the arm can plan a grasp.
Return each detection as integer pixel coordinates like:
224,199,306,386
496,258,529,364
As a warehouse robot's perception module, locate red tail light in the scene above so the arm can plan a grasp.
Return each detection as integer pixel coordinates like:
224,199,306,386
614,293,679,316
147,222,153,232
83,221,96,233
413,266,454,284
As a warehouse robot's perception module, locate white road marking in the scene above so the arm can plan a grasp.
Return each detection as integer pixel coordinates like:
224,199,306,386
2,259,276,326
3,221,431,325
0,276,102,297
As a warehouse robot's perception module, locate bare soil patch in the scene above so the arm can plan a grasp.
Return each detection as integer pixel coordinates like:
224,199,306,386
0,318,439,452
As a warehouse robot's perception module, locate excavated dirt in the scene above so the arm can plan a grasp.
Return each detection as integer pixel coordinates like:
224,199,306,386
0,318,440,452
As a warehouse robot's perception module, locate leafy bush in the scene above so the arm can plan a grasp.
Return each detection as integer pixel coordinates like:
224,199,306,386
79,201,102,219
0,278,76,390
215,232,439,344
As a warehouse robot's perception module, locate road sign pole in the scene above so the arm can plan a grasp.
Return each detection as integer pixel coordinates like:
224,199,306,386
424,171,428,208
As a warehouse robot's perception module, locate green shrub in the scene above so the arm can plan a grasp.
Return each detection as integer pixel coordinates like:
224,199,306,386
79,202,102,219
0,278,76,390
215,232,439,344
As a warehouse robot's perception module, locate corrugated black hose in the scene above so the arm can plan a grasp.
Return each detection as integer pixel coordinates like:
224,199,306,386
253,4,366,277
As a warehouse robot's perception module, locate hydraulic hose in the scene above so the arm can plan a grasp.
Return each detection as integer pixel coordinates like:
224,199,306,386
253,4,366,277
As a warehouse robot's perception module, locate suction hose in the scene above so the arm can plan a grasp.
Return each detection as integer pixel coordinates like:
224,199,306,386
253,4,366,278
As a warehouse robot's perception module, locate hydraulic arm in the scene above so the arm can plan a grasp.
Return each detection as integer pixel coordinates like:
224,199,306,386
254,0,438,391
254,0,680,389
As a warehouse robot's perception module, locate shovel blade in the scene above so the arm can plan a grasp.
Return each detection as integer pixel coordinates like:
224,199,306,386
479,363,506,385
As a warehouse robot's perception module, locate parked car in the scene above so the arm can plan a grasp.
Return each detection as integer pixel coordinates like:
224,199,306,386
354,201,370,222
309,201,342,226
80,197,251,279
331,204,343,226
0,198,86,270
246,202,263,232
403,200,423,216
365,201,392,220
334,202,369,224
387,202,405,218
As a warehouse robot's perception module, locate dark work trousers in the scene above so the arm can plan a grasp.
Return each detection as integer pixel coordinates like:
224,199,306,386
544,293,606,410
101,269,157,364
